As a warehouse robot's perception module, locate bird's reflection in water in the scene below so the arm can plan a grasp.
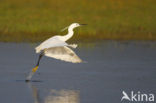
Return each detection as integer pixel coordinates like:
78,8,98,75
27,82,80,103
45,89,80,103
27,82,42,103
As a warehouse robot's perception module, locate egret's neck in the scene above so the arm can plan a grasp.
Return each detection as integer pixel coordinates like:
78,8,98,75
62,27,74,41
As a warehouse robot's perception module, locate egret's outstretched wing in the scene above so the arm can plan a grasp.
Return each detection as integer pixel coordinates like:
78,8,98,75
35,36,68,53
44,46,82,63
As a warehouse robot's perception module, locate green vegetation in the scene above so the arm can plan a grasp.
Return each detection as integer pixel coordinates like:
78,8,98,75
0,0,156,42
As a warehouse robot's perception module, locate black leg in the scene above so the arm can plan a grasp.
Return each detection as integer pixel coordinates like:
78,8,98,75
36,52,44,66
25,52,44,82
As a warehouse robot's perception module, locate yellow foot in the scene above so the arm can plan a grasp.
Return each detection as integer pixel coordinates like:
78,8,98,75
32,66,39,73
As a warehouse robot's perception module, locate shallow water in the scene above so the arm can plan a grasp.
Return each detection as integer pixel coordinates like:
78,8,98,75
0,41,156,103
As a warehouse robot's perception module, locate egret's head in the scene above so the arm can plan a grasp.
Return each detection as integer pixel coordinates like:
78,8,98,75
61,23,87,32
70,23,80,28
70,23,87,28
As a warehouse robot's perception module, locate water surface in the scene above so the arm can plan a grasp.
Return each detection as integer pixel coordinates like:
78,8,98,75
0,41,156,103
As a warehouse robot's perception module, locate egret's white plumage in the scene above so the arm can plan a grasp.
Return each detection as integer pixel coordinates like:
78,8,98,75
26,23,86,81
44,46,82,63
35,23,84,63
35,36,68,53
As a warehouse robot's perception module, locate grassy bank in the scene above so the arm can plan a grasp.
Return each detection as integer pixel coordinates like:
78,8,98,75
0,0,156,42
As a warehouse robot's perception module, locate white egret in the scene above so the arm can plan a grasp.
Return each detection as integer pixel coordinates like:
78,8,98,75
26,23,86,81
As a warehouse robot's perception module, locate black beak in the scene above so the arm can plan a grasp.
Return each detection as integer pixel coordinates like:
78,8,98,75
80,24,87,26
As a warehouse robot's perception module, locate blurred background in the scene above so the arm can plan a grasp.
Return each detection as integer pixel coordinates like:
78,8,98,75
0,0,155,42
0,1,156,103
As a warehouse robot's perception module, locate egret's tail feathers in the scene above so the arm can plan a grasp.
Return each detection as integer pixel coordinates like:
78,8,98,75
35,46,41,53
68,44,77,48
